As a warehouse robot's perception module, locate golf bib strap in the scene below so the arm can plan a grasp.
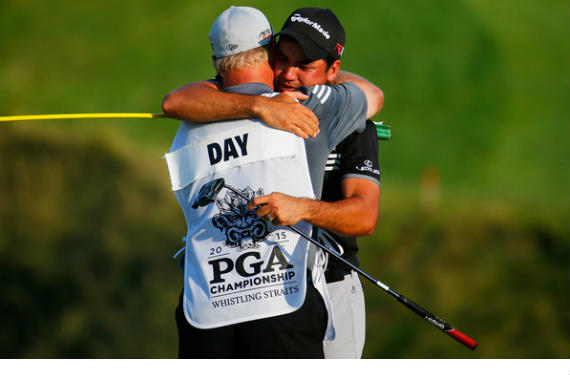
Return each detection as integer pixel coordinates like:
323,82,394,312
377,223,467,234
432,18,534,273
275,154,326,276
165,124,300,191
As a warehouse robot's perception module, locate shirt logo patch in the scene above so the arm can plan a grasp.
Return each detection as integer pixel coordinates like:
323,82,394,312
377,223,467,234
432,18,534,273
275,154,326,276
355,159,380,175
325,152,341,171
312,85,332,104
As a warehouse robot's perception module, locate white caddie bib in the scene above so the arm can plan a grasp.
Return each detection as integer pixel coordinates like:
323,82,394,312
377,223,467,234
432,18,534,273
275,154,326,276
165,121,316,329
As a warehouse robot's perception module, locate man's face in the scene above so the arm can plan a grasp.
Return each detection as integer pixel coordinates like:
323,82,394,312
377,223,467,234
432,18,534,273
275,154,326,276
273,38,337,91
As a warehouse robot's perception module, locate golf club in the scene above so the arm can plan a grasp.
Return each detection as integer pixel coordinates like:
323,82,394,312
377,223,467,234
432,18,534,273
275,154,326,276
192,177,478,350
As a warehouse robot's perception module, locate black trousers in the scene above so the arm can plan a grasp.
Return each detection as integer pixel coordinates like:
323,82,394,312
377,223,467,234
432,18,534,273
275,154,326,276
175,283,327,358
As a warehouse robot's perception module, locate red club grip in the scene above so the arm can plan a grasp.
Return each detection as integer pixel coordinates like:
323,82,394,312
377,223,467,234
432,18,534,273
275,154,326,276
445,328,478,350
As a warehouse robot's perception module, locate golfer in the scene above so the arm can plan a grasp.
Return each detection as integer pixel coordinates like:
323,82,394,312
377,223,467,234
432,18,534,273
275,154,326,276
163,7,382,358
164,6,381,358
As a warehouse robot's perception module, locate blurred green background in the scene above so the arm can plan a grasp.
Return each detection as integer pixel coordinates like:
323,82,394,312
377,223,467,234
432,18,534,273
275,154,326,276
0,0,568,358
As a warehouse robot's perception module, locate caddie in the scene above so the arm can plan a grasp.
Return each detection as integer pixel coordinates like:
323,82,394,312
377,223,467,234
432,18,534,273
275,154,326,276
164,6,380,358
163,7,383,358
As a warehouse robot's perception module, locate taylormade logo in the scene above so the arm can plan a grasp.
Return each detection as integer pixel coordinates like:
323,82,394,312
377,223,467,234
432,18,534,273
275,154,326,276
290,14,330,39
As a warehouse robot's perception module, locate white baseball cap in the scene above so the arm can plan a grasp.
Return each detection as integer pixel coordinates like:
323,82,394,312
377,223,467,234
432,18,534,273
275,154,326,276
209,6,273,58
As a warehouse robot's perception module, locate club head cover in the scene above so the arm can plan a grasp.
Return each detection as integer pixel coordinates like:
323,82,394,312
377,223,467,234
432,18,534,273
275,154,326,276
191,178,225,209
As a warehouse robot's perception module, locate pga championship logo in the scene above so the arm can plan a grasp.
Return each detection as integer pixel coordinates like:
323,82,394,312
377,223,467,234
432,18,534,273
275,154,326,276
205,184,300,303
212,185,270,249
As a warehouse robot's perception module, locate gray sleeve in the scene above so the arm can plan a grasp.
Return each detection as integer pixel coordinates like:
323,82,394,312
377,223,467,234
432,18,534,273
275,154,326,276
301,82,367,150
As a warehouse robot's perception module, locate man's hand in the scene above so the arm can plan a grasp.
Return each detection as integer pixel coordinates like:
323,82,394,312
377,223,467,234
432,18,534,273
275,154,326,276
162,81,320,138
249,178,379,236
249,192,309,226
253,91,319,139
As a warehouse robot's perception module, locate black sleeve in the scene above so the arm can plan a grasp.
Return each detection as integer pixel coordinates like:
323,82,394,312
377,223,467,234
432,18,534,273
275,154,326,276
337,120,381,185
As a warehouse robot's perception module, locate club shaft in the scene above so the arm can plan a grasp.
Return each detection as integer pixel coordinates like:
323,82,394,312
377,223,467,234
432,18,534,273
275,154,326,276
289,225,477,350
286,226,393,292
222,183,477,350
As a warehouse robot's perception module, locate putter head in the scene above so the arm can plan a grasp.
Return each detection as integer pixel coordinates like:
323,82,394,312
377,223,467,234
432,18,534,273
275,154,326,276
192,178,225,209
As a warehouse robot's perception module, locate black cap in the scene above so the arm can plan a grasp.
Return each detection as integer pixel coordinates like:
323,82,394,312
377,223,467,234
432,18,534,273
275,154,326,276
277,7,346,62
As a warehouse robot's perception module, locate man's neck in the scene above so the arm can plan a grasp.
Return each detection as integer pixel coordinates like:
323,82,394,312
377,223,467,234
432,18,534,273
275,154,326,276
222,65,274,90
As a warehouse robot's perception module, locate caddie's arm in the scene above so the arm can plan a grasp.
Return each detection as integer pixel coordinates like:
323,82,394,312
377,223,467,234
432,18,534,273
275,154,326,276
161,81,319,138
332,71,384,119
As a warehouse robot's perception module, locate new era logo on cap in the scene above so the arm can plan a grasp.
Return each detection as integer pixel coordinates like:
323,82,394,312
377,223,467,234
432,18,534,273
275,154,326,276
209,6,273,58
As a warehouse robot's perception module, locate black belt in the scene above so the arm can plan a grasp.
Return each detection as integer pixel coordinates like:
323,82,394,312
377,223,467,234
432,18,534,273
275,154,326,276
325,268,351,283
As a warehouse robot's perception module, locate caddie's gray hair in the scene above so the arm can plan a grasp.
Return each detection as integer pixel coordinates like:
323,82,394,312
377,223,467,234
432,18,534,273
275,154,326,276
213,45,270,77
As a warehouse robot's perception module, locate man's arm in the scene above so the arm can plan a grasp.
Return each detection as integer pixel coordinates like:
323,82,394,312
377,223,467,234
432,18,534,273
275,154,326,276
251,120,381,236
332,71,384,119
161,81,319,138
250,179,379,236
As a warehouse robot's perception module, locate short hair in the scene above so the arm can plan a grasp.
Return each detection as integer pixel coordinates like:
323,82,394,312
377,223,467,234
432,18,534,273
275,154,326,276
324,56,337,70
213,45,271,77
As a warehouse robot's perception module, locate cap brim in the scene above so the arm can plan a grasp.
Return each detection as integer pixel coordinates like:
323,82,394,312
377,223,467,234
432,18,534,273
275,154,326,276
276,28,330,62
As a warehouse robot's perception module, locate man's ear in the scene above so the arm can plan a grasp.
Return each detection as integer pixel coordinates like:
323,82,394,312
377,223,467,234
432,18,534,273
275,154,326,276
211,55,222,77
326,60,341,84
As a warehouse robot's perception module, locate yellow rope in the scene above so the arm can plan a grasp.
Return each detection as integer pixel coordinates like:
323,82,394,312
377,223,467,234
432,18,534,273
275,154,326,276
0,113,166,122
